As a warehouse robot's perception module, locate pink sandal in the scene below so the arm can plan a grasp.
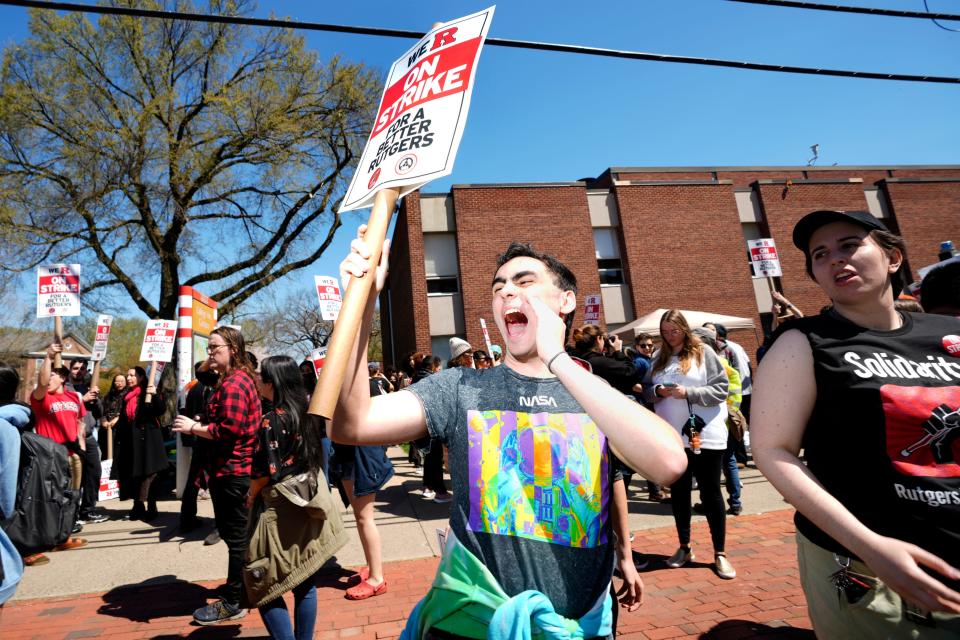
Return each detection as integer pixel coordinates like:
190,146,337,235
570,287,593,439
345,578,387,600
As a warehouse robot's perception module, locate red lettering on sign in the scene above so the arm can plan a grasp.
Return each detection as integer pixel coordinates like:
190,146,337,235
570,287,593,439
431,27,458,51
373,37,480,136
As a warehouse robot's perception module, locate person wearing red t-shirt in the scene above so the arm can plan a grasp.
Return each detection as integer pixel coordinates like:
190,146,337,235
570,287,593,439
29,343,87,551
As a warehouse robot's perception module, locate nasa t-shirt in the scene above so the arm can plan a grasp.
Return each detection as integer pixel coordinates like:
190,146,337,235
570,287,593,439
783,311,960,575
408,364,613,619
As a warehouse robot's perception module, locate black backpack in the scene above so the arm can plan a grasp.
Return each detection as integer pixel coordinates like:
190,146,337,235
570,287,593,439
0,432,80,554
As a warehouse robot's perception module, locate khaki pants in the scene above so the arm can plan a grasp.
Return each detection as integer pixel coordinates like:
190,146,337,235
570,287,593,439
68,452,82,490
796,531,960,639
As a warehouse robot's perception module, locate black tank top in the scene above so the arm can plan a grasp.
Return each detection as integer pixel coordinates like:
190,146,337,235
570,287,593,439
775,311,960,573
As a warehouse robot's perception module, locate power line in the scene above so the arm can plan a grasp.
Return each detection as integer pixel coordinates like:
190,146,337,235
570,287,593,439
924,0,960,32
0,0,958,84
726,0,960,21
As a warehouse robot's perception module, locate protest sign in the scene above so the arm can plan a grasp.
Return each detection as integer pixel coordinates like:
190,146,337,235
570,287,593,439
91,315,113,362
37,263,81,317
340,6,495,212
98,459,119,501
315,276,343,322
140,319,177,403
310,347,327,379
584,294,602,326
310,8,494,419
748,239,783,278
140,320,177,362
89,313,114,397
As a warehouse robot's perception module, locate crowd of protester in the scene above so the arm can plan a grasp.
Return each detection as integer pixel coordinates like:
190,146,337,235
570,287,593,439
0,209,958,638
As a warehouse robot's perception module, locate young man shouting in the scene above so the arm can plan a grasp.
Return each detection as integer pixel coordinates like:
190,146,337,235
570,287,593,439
333,228,686,639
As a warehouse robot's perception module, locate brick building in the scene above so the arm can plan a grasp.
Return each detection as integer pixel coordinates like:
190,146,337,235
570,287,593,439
379,164,960,365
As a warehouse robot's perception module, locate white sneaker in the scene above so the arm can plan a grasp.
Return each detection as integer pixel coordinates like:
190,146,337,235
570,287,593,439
422,489,436,500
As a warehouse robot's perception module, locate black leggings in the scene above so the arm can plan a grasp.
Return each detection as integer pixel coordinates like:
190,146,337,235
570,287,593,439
423,438,447,494
210,475,251,606
671,448,726,553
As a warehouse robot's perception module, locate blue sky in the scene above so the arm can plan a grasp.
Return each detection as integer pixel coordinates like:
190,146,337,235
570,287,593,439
2,0,958,322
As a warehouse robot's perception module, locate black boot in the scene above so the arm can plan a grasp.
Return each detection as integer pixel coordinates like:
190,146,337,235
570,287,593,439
143,500,159,522
125,500,145,521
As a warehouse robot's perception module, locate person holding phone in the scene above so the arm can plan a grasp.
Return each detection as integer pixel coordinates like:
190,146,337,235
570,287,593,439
645,310,733,579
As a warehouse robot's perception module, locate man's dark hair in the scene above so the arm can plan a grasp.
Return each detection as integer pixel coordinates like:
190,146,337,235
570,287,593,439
52,366,71,380
920,260,960,315
0,361,21,405
709,323,728,339
634,332,654,345
496,242,578,338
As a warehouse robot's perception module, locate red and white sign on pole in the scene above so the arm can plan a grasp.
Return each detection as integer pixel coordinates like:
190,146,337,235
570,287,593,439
99,459,119,502
310,346,328,379
479,318,494,355
139,320,178,362
315,276,343,322
37,264,81,317
339,6,495,212
748,239,783,278
91,314,113,362
584,294,602,326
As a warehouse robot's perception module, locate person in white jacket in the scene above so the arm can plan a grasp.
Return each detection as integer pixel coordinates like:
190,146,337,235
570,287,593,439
645,310,734,579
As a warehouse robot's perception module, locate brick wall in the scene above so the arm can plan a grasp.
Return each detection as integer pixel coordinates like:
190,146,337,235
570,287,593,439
387,167,960,367
756,181,870,317
382,193,432,366
881,180,960,278
451,185,602,350
614,183,760,340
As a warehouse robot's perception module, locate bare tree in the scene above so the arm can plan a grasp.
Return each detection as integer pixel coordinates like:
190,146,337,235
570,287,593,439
0,1,380,320
241,290,381,361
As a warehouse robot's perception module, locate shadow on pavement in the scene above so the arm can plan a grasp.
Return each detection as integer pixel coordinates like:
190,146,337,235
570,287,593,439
701,619,815,638
97,574,215,623
152,627,260,640
314,558,368,594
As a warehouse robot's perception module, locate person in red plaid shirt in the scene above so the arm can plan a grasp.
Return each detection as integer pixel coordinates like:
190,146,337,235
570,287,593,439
173,326,261,625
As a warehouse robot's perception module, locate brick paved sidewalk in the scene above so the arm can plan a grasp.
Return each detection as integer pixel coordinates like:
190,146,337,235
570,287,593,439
0,509,812,640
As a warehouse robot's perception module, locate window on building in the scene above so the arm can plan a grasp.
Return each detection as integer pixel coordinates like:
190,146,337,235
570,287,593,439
598,258,625,284
594,228,625,285
427,277,459,294
424,233,460,296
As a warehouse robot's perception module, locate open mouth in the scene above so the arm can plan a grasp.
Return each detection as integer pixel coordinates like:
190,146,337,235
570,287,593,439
834,272,856,285
504,308,529,339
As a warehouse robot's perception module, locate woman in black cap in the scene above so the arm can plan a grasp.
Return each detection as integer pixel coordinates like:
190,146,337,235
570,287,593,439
752,210,960,637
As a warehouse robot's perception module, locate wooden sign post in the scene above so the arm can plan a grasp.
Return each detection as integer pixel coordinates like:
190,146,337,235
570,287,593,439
309,188,398,418
53,316,64,368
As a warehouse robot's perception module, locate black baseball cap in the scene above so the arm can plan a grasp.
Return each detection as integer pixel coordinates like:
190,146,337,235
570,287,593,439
792,210,891,252
792,209,905,297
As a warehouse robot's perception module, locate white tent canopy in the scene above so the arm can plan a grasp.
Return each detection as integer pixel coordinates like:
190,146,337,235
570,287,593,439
612,309,755,340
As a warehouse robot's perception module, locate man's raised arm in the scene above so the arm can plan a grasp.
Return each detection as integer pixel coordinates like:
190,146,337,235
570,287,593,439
331,225,428,446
